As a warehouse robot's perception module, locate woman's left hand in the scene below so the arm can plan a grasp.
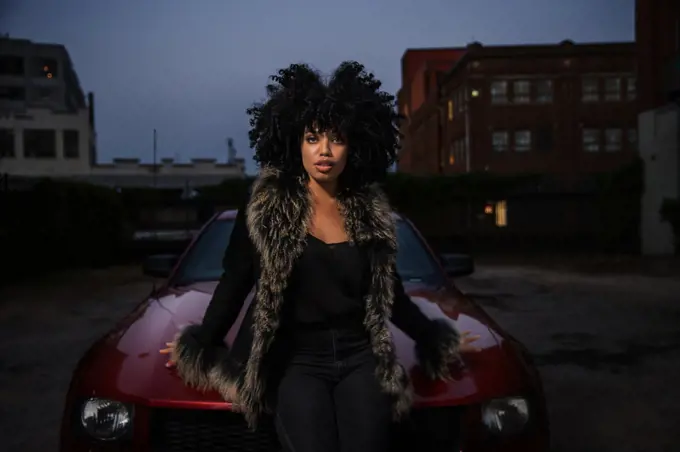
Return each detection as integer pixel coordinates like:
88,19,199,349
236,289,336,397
459,331,482,353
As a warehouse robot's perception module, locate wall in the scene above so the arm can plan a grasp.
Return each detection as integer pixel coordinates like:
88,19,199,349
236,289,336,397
91,157,245,177
639,107,679,255
0,107,92,175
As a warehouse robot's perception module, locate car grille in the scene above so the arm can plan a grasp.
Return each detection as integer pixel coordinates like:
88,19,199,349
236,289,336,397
149,408,278,452
149,406,462,452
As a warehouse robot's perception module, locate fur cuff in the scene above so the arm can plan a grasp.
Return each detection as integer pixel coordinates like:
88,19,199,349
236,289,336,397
415,319,461,380
172,325,241,404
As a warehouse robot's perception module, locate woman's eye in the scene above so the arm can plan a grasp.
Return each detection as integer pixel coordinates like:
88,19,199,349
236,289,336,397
306,135,318,143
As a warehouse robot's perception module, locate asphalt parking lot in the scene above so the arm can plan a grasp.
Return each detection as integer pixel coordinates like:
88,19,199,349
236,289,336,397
457,266,680,452
0,264,678,452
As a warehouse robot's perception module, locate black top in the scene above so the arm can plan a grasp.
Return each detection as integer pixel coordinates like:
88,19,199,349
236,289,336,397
197,197,436,349
284,234,367,329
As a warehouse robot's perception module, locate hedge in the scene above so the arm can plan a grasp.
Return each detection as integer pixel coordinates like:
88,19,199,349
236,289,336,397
0,179,132,284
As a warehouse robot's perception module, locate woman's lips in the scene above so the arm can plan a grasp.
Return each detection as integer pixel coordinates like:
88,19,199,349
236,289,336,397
314,163,333,173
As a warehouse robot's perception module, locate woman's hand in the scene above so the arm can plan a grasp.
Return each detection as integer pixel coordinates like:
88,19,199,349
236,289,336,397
459,331,482,353
159,341,176,368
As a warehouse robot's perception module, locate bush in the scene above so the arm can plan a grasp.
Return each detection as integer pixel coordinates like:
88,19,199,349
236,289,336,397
660,198,680,254
1,179,132,283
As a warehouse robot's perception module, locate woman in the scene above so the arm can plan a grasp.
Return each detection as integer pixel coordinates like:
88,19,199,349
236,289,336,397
160,61,480,452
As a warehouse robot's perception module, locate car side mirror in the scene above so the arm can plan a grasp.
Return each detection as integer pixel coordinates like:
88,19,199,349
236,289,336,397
142,254,178,278
440,253,474,278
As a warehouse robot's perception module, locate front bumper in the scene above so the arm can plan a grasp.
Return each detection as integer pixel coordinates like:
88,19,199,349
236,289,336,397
60,402,549,452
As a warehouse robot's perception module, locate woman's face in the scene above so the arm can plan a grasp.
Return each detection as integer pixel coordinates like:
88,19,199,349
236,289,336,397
300,127,348,184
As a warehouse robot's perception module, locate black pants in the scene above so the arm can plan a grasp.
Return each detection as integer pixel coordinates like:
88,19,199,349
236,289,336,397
274,328,392,452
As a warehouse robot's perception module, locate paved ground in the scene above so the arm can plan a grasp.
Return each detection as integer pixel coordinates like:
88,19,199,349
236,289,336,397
0,266,152,452
457,267,680,452
0,264,678,451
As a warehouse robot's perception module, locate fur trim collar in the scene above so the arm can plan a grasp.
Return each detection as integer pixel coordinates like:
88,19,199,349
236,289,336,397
239,167,412,427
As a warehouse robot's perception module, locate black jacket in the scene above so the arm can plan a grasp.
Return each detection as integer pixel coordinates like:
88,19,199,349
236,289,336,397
171,167,460,428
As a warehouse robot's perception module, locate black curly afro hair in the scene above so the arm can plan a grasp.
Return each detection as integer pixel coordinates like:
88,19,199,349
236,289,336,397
246,61,401,188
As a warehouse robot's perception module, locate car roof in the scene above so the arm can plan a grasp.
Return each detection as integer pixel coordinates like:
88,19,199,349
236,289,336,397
216,209,404,221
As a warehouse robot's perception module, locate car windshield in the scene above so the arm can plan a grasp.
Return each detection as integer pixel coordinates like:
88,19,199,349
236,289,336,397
173,217,445,286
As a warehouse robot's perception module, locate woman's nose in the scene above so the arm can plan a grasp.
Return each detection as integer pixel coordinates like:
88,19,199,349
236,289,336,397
319,137,331,155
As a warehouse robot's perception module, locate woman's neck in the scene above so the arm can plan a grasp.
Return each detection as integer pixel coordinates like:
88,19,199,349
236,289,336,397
308,178,337,205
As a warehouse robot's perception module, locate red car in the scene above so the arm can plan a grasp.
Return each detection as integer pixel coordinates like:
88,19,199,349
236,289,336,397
59,210,550,452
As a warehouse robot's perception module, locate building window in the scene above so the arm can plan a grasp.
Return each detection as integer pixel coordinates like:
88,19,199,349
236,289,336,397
492,131,509,152
448,143,455,165
63,130,80,158
23,129,56,158
535,80,553,103
582,77,599,102
447,100,454,121
536,126,553,152
582,128,600,152
0,56,24,76
35,86,57,102
491,80,508,104
32,58,58,79
0,86,26,101
0,128,15,158
513,80,531,103
514,130,531,152
604,78,621,101
626,77,636,101
604,128,622,152
628,128,638,151
495,200,508,227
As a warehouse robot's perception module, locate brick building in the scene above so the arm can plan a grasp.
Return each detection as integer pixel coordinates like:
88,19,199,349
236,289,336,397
397,41,638,179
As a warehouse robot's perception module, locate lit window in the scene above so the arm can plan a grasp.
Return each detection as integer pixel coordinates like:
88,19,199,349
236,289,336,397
582,77,599,102
604,78,621,101
495,200,508,227
582,128,600,152
492,131,509,152
447,100,454,121
513,81,530,103
536,80,553,103
491,80,508,104
626,77,636,101
448,143,455,165
34,58,58,78
604,128,622,152
514,130,531,152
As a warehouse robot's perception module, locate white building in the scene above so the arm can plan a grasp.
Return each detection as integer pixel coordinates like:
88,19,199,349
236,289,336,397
0,37,245,188
0,37,96,177
636,1,680,256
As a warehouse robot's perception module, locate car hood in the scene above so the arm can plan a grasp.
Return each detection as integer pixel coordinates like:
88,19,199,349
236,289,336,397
78,281,522,409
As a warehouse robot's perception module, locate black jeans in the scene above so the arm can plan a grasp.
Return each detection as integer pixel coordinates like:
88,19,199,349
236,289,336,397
274,327,392,452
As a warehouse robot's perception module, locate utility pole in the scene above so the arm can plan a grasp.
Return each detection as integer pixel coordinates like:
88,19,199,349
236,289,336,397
152,129,158,189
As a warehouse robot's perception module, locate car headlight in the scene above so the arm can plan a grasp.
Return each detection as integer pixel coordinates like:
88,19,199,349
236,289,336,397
481,396,530,436
80,397,132,441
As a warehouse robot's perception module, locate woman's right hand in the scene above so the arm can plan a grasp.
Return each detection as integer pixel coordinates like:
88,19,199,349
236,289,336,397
159,341,176,368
